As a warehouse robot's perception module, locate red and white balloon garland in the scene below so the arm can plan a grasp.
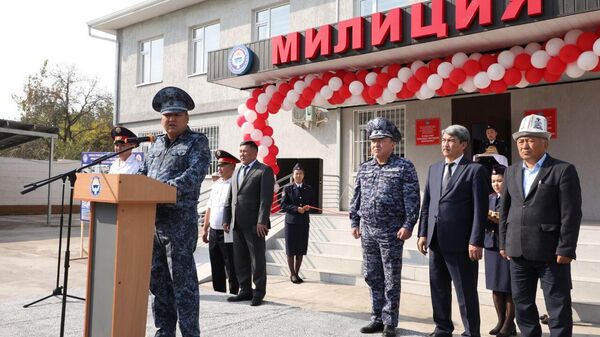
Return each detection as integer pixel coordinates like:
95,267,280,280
236,27,600,172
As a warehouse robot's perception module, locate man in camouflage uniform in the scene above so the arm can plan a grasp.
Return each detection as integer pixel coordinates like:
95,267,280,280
139,86,211,337
350,117,421,337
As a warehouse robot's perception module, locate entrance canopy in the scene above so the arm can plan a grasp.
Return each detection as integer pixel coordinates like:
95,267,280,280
0,119,58,150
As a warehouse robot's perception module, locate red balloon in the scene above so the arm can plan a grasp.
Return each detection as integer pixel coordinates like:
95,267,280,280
406,76,422,93
436,88,446,97
334,70,347,78
490,80,507,94
270,145,279,156
321,72,335,83
449,68,467,85
267,102,280,114
309,78,324,92
251,89,262,99
514,53,532,71
503,68,522,86
428,58,443,73
339,85,352,99
253,118,266,131
442,80,458,95
543,70,561,83
372,67,382,74
397,86,414,99
546,57,566,76
479,86,492,94
278,83,292,94
356,69,369,83
263,126,274,137
296,98,310,109
593,62,600,72
415,67,431,83
272,164,280,176
243,133,253,142
256,111,269,120
342,72,356,85
463,59,481,76
525,68,544,84
271,92,284,105
289,77,300,87
263,154,276,166
236,115,246,127
361,90,376,104
479,54,497,71
246,98,258,110
368,85,384,98
301,87,316,102
577,32,598,51
376,73,391,87
559,44,581,64
387,64,401,77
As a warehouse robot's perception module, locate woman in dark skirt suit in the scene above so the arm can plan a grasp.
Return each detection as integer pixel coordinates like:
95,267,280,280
485,165,516,337
280,163,314,284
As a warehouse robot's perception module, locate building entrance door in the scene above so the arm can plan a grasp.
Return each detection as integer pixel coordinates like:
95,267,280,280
451,93,512,164
277,158,323,213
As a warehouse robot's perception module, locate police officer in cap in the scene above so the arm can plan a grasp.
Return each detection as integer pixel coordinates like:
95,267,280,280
108,126,141,174
201,150,239,295
350,117,421,337
480,124,508,158
139,86,211,337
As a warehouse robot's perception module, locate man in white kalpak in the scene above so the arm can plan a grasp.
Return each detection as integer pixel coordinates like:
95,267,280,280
108,126,141,174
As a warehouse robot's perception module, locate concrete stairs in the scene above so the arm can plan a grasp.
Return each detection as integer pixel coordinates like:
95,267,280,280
265,214,600,324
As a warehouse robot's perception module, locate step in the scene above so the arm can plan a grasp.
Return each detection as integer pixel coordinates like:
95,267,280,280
575,242,600,260
571,259,600,279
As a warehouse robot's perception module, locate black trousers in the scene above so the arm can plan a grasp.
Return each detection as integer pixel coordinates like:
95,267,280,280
208,228,238,294
233,226,267,299
429,238,481,337
510,257,573,337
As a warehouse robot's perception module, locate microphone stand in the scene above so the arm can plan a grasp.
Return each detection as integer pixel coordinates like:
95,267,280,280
21,145,141,337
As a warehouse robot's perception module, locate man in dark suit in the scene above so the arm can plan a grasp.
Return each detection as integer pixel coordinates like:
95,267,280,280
499,115,582,337
417,125,489,337
223,141,275,306
480,125,508,157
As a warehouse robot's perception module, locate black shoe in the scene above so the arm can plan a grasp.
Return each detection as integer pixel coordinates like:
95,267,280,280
429,332,451,337
296,275,304,283
227,292,252,302
291,274,300,284
360,322,384,334
250,297,263,306
383,325,396,337
489,322,502,335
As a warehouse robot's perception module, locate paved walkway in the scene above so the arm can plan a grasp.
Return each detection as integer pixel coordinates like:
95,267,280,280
1,215,598,336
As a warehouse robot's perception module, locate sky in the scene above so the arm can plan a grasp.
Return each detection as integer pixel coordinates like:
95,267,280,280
0,0,142,121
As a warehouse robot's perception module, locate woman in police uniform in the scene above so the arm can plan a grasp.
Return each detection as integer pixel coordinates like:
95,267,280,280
485,165,515,337
280,163,314,284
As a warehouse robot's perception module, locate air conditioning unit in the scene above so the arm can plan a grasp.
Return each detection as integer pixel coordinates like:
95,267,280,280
292,106,329,128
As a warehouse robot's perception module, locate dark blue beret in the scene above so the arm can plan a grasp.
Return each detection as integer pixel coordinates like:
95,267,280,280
152,86,195,114
293,163,304,171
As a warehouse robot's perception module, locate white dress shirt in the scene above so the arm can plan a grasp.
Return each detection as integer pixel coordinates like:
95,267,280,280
207,177,233,242
108,153,141,174
522,153,547,197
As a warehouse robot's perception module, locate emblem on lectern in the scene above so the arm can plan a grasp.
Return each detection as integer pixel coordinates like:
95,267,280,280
90,176,101,196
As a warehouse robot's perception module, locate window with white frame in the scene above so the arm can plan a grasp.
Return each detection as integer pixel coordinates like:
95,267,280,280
191,126,219,174
254,3,290,40
139,37,164,84
353,106,405,172
192,23,220,74
359,0,422,16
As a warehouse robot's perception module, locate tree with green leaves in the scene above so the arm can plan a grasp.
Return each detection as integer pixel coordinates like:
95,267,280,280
2,61,114,160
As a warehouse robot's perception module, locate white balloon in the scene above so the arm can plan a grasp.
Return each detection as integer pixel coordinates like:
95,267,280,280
469,52,482,60
426,74,443,90
304,74,316,84
346,95,365,105
577,51,599,71
241,122,254,134
461,77,476,93
265,85,277,97
293,80,306,92
251,129,263,141
237,103,247,115
257,145,269,157
387,77,403,93
594,38,600,57
255,102,267,114
510,46,525,55
320,86,334,99
531,50,550,69
398,68,413,82
281,100,293,112
244,110,257,123
376,97,386,105
487,63,506,81
419,84,435,99
545,38,565,56
349,81,365,95
365,72,378,86
328,77,343,91
257,93,269,105
260,136,273,147
286,90,299,103
498,50,516,68
564,29,583,45
410,60,426,73
566,63,585,78
451,52,469,68
516,75,529,88
381,66,389,73
382,88,396,103
437,62,454,79
473,72,491,89
273,182,280,192
313,93,326,106
414,90,424,100
525,42,542,55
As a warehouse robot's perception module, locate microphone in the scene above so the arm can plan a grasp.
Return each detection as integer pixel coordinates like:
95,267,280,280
124,135,159,144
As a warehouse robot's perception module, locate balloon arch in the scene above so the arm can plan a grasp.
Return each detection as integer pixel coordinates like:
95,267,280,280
236,27,600,176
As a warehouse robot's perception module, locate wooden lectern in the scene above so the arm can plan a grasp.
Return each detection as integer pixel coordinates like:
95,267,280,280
74,173,176,337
